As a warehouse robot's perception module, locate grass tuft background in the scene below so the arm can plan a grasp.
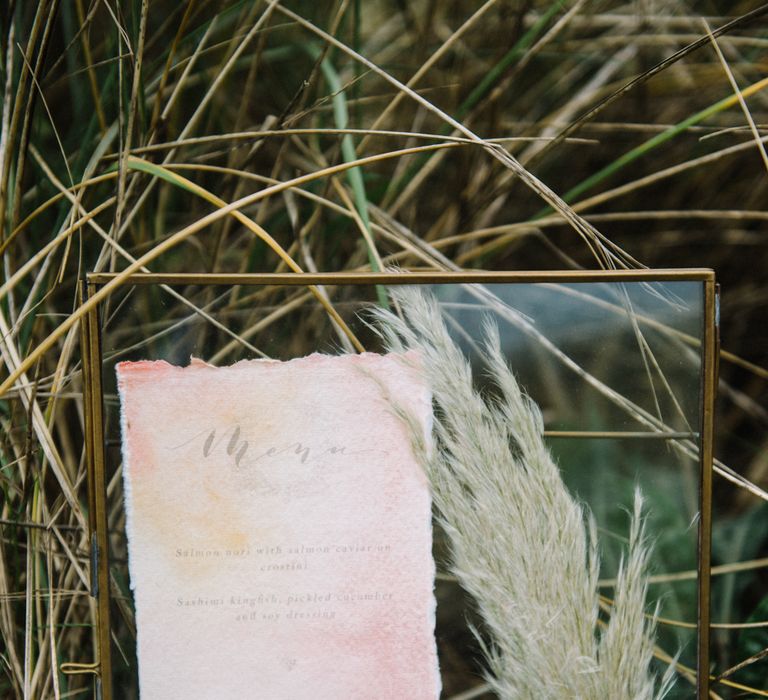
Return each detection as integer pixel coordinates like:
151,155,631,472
1,1,767,697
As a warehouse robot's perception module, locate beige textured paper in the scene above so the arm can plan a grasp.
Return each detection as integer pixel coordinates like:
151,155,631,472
117,353,440,699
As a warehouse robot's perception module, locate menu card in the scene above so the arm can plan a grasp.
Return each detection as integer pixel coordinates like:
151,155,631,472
117,353,440,699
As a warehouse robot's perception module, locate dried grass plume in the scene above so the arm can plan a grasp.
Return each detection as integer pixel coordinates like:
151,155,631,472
369,286,674,700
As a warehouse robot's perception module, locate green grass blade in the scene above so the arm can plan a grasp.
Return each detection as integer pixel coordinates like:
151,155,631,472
541,75,768,215
315,47,389,307
456,0,565,119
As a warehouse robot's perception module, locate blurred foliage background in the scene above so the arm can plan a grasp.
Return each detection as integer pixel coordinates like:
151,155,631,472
1,0,768,697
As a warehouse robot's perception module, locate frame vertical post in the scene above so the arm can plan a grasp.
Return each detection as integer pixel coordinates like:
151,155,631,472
79,279,113,700
697,275,717,699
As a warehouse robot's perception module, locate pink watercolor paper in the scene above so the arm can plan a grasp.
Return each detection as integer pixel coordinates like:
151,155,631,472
117,352,440,699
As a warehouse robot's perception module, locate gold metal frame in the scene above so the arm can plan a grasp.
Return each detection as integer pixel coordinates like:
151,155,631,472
78,269,717,700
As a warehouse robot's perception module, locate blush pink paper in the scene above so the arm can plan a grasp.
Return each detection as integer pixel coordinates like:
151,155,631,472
117,353,440,699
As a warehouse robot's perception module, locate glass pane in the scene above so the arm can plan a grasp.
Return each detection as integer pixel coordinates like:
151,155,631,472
98,278,706,698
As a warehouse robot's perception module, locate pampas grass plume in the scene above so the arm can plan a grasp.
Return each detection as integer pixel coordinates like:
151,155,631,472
370,286,673,700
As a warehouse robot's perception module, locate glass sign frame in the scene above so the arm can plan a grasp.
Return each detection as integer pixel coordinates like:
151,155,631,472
77,269,717,699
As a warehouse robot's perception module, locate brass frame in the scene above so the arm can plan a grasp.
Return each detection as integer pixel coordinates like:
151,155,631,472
78,268,717,700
